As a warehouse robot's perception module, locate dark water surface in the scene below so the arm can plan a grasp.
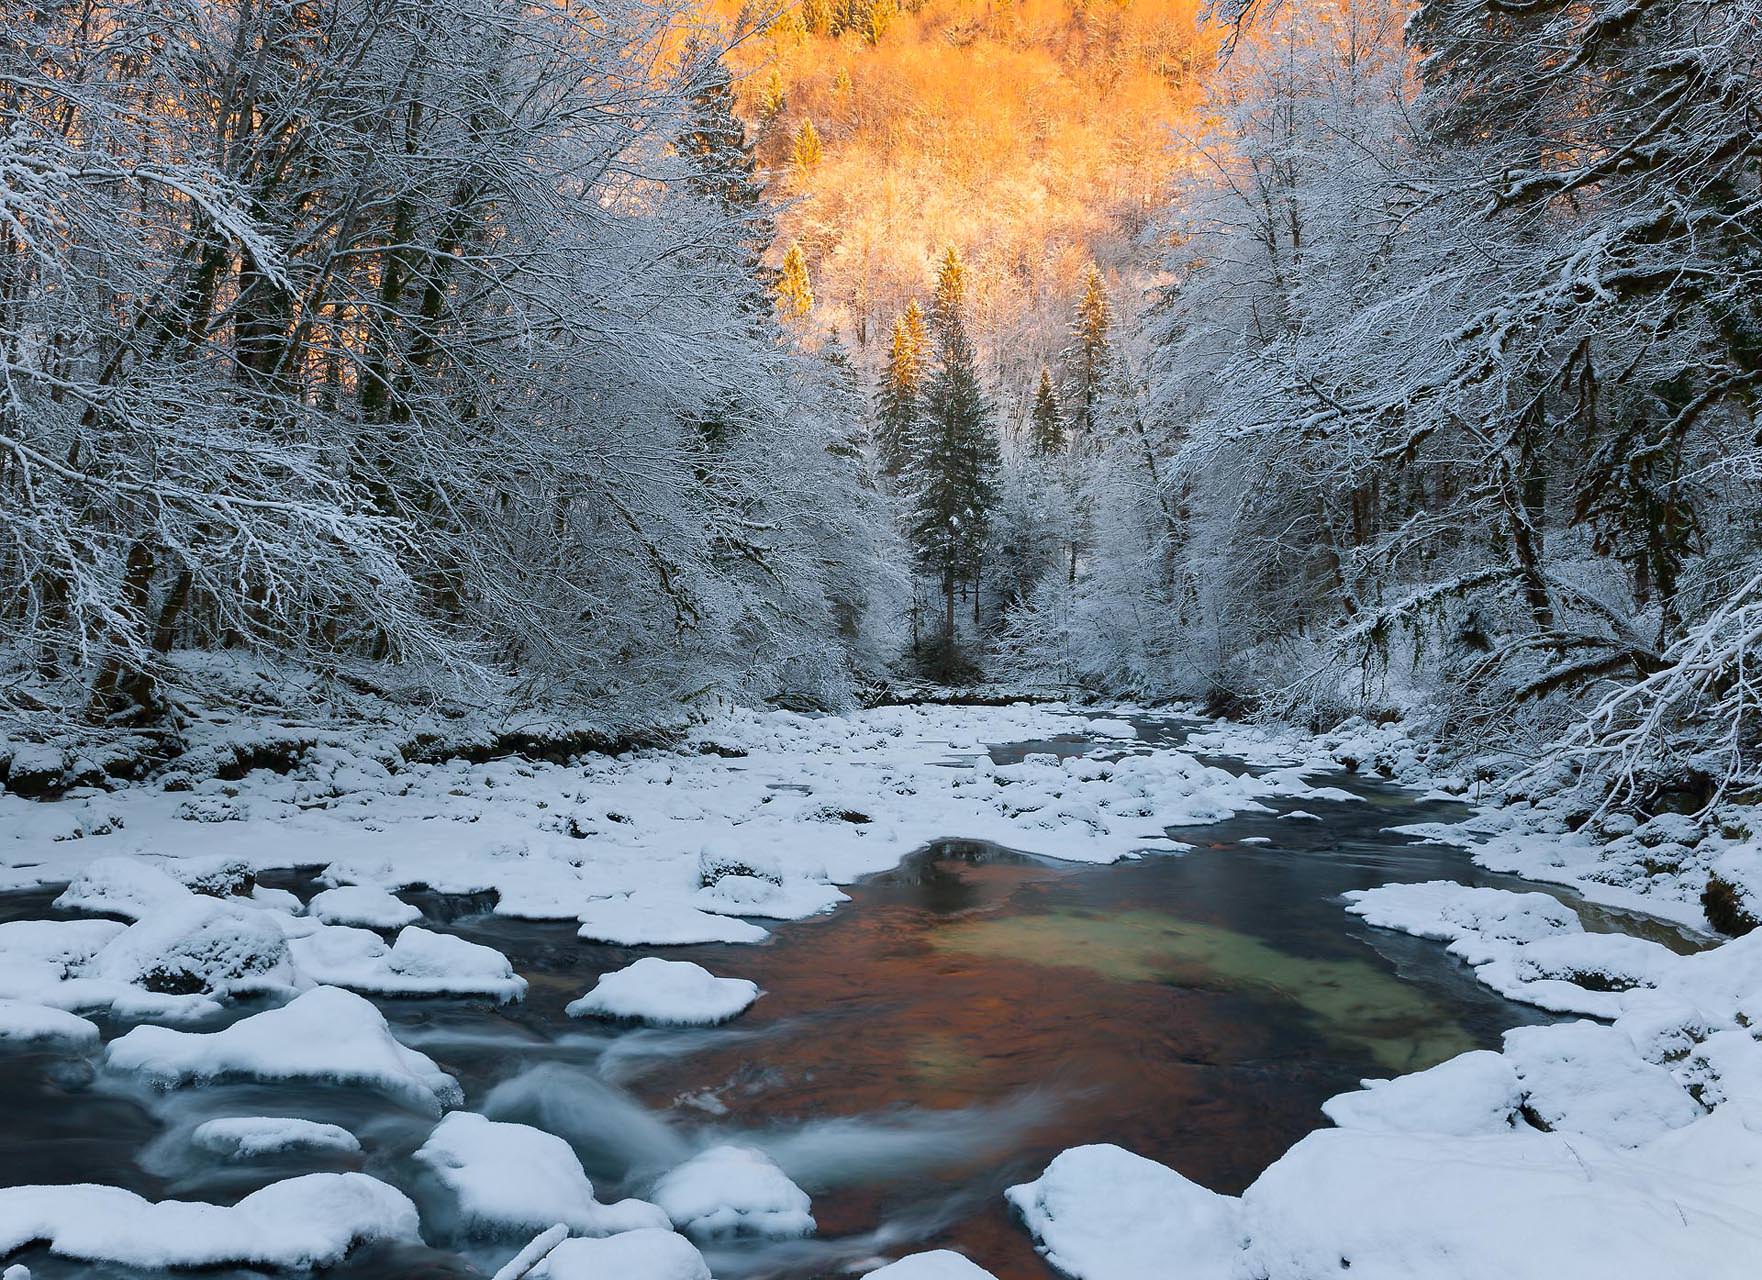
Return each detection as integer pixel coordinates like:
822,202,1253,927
1,718,1670,1279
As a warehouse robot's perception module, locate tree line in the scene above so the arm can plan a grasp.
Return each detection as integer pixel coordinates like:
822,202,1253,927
1,0,900,732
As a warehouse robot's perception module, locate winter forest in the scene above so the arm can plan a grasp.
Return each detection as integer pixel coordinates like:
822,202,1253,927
3,0,1762,1278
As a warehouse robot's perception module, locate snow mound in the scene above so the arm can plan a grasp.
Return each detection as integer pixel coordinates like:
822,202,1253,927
1011,1120,1762,1280
309,885,420,929
0,1173,417,1269
191,1116,361,1159
53,857,194,920
105,985,462,1113
567,958,758,1026
0,915,220,1023
91,896,294,997
576,891,768,946
526,1228,711,1280
868,1250,999,1279
1005,1144,1240,1280
1323,1050,1521,1136
692,875,848,920
414,1111,669,1238
1503,1021,1702,1147
289,924,526,1002
0,1000,100,1049
651,1145,814,1240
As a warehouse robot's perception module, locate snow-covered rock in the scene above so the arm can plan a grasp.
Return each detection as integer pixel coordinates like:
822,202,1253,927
1322,1050,1521,1137
0,999,100,1049
53,856,194,920
413,1111,669,1238
1503,1021,1703,1147
0,1173,418,1269
289,924,525,1002
525,1228,711,1280
191,1116,361,1159
105,985,462,1113
650,1145,814,1240
1005,1144,1240,1280
867,1251,999,1279
566,958,758,1026
90,896,294,997
575,891,767,946
308,885,420,929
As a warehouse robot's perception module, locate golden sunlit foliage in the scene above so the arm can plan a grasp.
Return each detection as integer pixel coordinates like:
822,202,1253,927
717,0,1214,411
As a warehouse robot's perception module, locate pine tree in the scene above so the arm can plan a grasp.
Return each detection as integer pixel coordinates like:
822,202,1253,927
912,259,998,659
1062,263,1112,438
876,300,929,480
759,70,786,120
931,245,966,334
1029,366,1065,455
776,242,814,319
676,43,773,318
802,0,834,36
792,118,823,171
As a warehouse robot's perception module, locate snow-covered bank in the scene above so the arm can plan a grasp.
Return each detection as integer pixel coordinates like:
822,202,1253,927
0,703,1333,938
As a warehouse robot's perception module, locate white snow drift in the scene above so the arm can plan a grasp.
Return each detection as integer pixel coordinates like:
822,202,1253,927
567,958,759,1026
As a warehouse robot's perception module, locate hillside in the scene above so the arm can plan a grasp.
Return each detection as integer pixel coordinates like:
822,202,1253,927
719,0,1213,420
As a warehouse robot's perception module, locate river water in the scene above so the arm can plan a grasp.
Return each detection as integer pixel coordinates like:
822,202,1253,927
0,717,1692,1279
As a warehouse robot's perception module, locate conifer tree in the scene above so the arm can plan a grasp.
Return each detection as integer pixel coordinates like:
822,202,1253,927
912,252,999,659
759,70,786,120
931,245,967,334
792,118,823,171
1030,366,1065,455
676,44,773,318
802,0,834,36
876,300,929,480
776,242,815,319
1062,263,1112,439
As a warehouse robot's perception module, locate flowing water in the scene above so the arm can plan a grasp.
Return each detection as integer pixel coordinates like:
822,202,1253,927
0,717,1703,1279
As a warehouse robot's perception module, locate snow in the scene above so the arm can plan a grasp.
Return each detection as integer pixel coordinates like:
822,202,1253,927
567,958,759,1026
105,985,463,1113
413,1111,670,1237
576,891,769,945
867,1251,999,1279
1322,1050,1522,1137
90,895,295,997
1502,1021,1703,1147
0,1173,418,1268
0,999,100,1048
524,1228,711,1280
190,1116,361,1159
308,884,421,929
288,924,526,1002
1005,1144,1242,1280
650,1145,815,1240
1,705,1356,948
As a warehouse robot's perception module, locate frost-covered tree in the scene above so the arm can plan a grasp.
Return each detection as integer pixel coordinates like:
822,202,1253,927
876,301,930,481
1030,368,1066,456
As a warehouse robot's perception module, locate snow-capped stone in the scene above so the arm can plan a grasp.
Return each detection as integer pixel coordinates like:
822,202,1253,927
651,1145,814,1240
191,1117,361,1159
1005,1144,1240,1280
413,1111,669,1238
54,857,193,921
91,896,294,997
105,985,462,1113
868,1251,999,1279
1503,1021,1703,1147
1323,1050,1521,1137
526,1228,711,1280
566,958,758,1026
575,891,768,946
289,924,525,1002
308,885,420,929
0,999,100,1048
0,1173,418,1269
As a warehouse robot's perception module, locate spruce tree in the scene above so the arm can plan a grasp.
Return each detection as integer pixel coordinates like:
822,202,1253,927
876,300,929,480
802,0,834,36
676,44,773,319
792,118,823,171
1029,366,1065,455
911,252,998,659
1061,263,1112,438
776,242,814,320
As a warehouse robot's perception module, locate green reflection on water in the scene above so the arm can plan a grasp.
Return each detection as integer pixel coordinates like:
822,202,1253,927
927,910,1473,1073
